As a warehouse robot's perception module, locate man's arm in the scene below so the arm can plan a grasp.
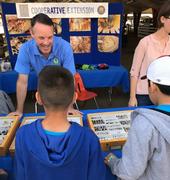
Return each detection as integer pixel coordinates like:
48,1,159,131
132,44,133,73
9,74,28,116
16,74,28,114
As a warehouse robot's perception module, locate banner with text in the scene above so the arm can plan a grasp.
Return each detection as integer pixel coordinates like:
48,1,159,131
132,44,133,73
16,3,108,18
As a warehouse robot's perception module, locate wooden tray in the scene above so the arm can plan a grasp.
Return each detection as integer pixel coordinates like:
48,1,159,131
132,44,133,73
0,116,20,156
9,115,83,155
87,110,132,151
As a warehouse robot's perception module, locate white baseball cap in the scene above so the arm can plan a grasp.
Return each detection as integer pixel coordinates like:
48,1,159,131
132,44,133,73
147,56,170,86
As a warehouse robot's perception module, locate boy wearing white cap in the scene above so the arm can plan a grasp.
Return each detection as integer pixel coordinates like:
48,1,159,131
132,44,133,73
105,56,170,180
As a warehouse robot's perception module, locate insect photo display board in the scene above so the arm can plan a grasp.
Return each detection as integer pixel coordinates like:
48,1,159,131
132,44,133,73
1,2,123,68
87,110,132,151
0,116,20,156
9,115,83,155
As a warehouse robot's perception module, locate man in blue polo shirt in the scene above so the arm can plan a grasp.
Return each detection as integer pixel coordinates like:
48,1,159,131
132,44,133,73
12,13,76,116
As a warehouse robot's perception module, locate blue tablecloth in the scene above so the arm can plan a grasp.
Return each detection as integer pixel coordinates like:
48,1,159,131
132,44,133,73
0,65,129,94
78,65,129,92
0,71,37,94
0,106,139,180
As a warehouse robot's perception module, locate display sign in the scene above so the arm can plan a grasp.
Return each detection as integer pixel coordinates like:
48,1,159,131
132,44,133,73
87,110,132,151
0,116,20,156
1,2,123,68
16,3,108,18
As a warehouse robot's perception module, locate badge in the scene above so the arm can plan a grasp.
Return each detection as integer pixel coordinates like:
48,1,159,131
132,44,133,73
53,58,59,65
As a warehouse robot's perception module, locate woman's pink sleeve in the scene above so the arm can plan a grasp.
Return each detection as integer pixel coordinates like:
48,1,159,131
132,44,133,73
130,38,147,77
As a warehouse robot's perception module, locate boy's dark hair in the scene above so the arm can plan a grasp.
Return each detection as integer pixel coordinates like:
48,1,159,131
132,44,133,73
148,80,170,95
157,1,170,28
31,13,53,27
38,66,74,110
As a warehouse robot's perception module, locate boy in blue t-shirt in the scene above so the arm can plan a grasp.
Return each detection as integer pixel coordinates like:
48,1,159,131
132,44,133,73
15,66,106,180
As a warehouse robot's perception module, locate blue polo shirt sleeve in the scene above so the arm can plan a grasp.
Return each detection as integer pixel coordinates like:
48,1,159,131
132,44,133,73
62,42,76,75
15,43,31,74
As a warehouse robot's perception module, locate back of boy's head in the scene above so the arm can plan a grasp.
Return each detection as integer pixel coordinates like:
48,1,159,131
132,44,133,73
147,56,170,95
38,66,74,110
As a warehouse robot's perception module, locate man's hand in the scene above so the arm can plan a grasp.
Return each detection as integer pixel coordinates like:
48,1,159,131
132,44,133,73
68,106,83,116
8,110,23,118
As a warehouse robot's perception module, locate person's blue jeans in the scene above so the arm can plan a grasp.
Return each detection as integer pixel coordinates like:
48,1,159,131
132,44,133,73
136,94,153,106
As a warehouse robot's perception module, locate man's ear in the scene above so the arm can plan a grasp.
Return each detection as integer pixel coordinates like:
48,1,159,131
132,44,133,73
72,92,77,104
30,28,34,38
35,91,43,105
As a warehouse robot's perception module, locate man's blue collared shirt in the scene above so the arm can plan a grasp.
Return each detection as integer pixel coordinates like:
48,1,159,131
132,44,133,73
15,36,76,75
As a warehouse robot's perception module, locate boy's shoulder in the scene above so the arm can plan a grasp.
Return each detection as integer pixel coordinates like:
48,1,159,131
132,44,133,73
131,107,170,130
132,107,169,118
75,123,102,151
16,119,39,137
72,122,99,140
131,108,157,128
71,122,101,150
132,107,156,117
